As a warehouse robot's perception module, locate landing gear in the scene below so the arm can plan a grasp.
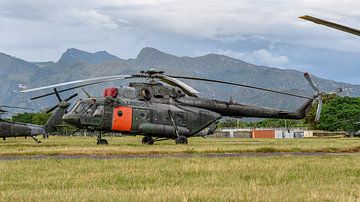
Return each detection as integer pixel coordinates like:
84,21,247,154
31,136,41,143
142,136,154,145
175,135,188,144
97,139,108,145
97,132,108,145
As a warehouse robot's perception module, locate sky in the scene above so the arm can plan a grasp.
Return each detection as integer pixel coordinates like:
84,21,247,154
0,0,359,83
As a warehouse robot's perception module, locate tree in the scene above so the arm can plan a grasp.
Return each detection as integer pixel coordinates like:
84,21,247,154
318,96,360,132
11,112,52,125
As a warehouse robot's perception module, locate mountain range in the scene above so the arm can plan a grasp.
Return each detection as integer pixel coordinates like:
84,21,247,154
0,47,359,114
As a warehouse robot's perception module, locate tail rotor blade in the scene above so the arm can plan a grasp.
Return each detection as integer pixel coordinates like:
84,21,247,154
315,98,323,122
304,73,320,94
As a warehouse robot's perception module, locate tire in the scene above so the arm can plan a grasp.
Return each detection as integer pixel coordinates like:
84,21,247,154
142,136,154,145
175,135,188,144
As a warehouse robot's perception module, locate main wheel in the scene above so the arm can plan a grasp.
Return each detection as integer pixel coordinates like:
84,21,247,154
142,136,154,145
175,135,188,144
97,139,108,145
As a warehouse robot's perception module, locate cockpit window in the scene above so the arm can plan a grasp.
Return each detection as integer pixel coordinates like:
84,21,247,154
70,101,105,118
70,102,80,113
72,102,93,114
92,105,104,117
84,104,94,116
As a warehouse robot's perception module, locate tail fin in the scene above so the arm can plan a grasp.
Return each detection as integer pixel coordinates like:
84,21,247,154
293,98,314,119
44,102,70,133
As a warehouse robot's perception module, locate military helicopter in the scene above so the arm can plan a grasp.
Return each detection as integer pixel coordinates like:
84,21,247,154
299,15,360,36
0,93,76,143
21,70,324,145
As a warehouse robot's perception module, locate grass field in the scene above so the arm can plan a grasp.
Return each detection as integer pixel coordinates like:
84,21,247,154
0,136,360,156
1,136,360,201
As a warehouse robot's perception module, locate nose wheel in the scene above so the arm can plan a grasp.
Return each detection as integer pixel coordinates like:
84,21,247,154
97,131,108,145
97,139,108,145
175,135,188,144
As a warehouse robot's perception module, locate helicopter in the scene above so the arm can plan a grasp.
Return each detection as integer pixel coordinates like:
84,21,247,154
0,94,76,143
21,69,326,145
299,15,360,36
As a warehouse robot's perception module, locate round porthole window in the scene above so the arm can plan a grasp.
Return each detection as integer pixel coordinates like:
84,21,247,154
141,88,152,100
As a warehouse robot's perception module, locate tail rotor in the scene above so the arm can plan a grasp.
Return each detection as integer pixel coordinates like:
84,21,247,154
304,73,342,122
304,73,323,122
46,88,78,114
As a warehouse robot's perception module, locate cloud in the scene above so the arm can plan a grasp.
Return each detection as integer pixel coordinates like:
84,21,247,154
196,49,289,67
0,0,359,84
64,9,119,30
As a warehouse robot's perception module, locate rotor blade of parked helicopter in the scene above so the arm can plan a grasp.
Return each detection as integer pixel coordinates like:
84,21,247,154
0,105,33,110
46,105,59,114
30,77,135,100
20,75,133,93
167,75,315,100
81,88,92,98
299,15,360,36
65,93,78,102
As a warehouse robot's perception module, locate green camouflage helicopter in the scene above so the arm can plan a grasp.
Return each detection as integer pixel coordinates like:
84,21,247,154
0,94,76,143
21,69,328,145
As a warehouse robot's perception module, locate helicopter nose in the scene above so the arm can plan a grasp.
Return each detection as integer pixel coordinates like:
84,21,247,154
62,113,80,126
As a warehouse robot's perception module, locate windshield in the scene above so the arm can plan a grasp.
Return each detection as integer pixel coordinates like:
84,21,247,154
71,102,92,114
71,101,104,117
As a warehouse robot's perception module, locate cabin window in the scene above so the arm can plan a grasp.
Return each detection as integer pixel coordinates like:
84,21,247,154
140,88,152,100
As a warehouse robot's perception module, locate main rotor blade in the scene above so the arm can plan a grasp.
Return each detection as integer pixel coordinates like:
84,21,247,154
155,74,199,96
299,15,360,36
315,97,323,122
30,77,135,100
54,88,62,102
167,75,315,100
21,75,133,93
65,93,78,102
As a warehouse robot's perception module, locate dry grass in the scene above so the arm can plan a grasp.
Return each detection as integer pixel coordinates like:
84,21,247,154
1,136,360,201
1,156,360,201
0,136,360,156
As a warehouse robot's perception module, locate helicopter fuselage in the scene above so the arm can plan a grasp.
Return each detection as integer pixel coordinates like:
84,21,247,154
62,81,313,139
